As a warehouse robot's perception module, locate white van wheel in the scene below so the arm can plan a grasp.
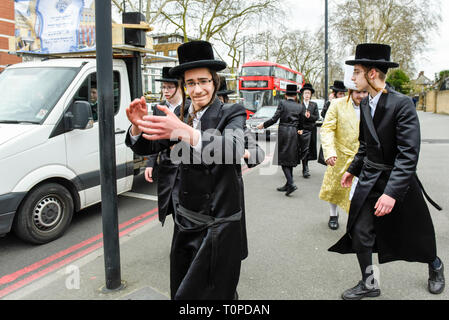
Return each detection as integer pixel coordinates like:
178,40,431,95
13,183,74,244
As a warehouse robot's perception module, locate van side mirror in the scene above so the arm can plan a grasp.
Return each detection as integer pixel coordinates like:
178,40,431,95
65,101,94,131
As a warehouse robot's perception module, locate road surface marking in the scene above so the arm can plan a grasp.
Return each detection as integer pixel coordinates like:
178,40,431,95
122,192,158,201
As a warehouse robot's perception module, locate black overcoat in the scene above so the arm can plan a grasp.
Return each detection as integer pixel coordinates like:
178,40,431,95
300,101,319,160
329,87,439,264
145,101,182,225
263,99,304,166
126,98,248,299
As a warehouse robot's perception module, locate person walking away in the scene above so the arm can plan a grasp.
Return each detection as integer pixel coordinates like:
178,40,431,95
256,84,304,196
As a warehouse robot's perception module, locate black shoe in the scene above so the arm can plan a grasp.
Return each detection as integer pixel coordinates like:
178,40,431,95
328,216,339,230
428,259,445,294
285,184,298,196
341,280,381,300
277,185,288,192
302,161,310,178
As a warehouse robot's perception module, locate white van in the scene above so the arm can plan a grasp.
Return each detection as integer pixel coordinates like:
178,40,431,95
0,57,146,244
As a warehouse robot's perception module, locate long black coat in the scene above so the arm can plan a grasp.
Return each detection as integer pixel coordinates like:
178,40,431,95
329,86,439,264
263,99,304,166
127,98,248,299
300,101,319,160
145,101,182,224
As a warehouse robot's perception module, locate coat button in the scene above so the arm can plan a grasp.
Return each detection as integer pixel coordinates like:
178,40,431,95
205,194,210,199
183,191,189,195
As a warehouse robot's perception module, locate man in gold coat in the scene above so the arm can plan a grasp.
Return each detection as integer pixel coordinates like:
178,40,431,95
319,67,368,230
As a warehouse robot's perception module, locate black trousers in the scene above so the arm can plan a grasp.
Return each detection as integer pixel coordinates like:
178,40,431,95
350,197,377,253
281,166,294,186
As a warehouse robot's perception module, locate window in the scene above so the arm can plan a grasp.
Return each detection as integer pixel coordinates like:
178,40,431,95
274,67,288,80
241,66,272,76
72,71,121,121
0,67,78,124
168,50,177,57
156,51,164,56
153,38,159,44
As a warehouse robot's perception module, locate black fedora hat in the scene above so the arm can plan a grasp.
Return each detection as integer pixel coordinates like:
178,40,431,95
170,41,227,77
217,77,235,96
330,80,347,92
345,43,399,72
286,84,298,95
155,67,179,83
300,83,315,94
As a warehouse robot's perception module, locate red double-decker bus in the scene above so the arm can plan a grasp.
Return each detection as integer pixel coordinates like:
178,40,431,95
239,61,305,118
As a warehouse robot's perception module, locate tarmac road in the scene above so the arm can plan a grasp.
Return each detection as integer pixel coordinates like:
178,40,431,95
0,111,448,301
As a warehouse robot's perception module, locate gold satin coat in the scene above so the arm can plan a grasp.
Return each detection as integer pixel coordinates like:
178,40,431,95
319,97,360,213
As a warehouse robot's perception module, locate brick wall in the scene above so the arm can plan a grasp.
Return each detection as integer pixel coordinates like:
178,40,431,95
424,90,449,115
0,0,21,70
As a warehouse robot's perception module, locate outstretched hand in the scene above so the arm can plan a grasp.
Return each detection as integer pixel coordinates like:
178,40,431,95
126,96,148,127
137,104,183,140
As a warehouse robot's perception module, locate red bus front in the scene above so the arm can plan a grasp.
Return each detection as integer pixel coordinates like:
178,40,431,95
239,61,304,118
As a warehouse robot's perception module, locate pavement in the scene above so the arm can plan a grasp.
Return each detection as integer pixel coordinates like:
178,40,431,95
1,110,449,302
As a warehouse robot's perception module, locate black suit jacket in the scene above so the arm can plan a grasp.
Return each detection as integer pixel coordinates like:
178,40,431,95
300,101,319,131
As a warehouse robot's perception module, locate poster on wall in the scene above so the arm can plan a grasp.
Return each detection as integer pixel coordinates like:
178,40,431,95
14,0,96,54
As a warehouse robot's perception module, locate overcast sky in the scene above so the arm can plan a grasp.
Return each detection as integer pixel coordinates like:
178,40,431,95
282,0,449,80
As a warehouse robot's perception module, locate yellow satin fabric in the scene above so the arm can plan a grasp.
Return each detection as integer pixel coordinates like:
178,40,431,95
319,97,360,213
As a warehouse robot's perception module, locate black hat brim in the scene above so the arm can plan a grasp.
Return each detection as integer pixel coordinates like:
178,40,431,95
286,91,298,95
155,78,179,83
345,58,399,69
170,60,227,77
300,88,315,94
217,90,235,96
330,86,348,92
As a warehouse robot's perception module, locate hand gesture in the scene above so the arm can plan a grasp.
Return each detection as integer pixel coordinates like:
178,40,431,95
326,156,337,167
374,194,396,217
297,130,303,135
256,123,264,130
126,96,148,127
305,110,311,118
137,105,198,146
341,172,354,188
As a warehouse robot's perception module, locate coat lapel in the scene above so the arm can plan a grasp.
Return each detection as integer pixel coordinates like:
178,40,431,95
361,98,381,145
373,91,388,129
197,98,222,131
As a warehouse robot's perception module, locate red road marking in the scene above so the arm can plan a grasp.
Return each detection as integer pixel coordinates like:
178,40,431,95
0,208,157,288
0,212,159,298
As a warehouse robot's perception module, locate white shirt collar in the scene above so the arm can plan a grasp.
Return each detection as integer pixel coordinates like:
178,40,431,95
166,99,182,112
188,104,210,129
369,87,385,107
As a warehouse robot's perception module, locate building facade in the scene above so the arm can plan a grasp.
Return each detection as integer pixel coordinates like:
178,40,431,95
0,0,21,71
143,33,196,99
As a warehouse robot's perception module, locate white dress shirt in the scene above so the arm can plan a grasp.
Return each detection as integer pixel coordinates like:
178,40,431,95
368,87,385,118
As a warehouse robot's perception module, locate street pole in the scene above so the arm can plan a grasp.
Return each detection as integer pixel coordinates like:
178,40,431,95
95,0,124,292
324,0,329,101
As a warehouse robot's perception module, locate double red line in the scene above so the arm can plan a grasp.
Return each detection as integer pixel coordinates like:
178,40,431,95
0,208,158,298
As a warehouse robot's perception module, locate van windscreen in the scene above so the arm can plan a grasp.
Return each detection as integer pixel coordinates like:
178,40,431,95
0,67,78,124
